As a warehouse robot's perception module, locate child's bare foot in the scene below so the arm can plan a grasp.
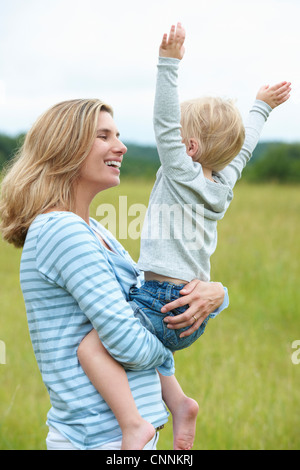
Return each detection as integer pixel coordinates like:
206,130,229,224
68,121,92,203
121,419,156,450
172,396,199,450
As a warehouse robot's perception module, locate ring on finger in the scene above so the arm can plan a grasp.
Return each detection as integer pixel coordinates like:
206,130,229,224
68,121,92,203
192,315,198,322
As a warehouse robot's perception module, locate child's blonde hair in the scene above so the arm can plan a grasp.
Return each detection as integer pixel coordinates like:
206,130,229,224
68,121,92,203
180,96,245,172
0,98,113,248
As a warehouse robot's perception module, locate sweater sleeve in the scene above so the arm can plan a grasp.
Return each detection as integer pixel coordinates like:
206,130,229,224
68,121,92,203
153,57,200,180
220,100,272,188
36,213,174,376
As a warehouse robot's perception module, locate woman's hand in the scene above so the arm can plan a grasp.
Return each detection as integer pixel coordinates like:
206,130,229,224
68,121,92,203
161,280,225,337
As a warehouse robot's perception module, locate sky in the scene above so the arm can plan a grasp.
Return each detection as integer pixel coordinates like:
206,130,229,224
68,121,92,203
0,0,299,144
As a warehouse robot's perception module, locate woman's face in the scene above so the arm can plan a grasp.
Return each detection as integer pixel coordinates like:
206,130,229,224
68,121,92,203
79,111,127,194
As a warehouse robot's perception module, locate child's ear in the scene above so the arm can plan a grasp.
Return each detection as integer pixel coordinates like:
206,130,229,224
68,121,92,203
187,138,199,158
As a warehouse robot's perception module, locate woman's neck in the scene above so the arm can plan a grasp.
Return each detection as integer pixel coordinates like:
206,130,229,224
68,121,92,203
74,202,90,225
72,181,95,225
42,197,91,225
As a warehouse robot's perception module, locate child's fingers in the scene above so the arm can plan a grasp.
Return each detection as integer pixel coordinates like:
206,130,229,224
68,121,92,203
276,82,291,92
278,90,291,101
280,93,291,104
168,24,176,43
175,22,186,43
277,89,291,101
168,23,185,45
274,87,292,104
160,33,168,49
267,81,291,103
269,81,288,91
270,82,291,96
160,25,176,49
159,22,185,59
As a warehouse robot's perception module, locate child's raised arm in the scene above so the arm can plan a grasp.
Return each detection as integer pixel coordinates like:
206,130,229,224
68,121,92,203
159,22,185,60
220,81,291,188
256,81,291,109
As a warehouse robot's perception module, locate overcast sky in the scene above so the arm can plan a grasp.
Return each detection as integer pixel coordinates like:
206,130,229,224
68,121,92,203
0,0,299,144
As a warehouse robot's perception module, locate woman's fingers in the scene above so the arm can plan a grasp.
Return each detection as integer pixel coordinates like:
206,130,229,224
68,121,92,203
179,317,204,338
161,293,191,314
165,310,208,337
179,279,199,295
165,308,208,328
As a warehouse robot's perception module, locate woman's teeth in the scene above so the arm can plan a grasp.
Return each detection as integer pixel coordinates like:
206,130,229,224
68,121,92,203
105,161,121,168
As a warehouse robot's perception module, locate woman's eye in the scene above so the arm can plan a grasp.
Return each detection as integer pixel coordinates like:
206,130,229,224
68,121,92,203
97,135,107,140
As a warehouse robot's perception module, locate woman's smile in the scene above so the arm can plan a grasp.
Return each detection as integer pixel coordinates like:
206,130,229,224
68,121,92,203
104,159,122,172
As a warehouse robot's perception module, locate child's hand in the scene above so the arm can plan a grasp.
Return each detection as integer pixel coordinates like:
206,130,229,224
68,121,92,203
256,81,291,109
159,22,185,60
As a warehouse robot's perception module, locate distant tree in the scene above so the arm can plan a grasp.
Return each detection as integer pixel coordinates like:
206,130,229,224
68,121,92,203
0,133,25,170
244,143,300,183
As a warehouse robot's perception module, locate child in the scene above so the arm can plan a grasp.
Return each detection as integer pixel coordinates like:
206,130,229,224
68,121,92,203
132,23,291,346
78,23,291,450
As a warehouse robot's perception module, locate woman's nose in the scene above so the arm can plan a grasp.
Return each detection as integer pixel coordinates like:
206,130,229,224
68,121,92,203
118,140,127,155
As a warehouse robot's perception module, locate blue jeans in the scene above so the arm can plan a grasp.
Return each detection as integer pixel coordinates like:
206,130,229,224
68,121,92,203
129,281,229,352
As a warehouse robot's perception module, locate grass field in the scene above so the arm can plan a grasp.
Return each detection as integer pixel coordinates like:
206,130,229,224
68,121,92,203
0,180,299,450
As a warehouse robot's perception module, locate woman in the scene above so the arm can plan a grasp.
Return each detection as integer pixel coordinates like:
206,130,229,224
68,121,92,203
0,98,225,450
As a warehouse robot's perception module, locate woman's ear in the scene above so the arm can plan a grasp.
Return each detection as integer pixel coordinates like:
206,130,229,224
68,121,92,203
186,138,199,158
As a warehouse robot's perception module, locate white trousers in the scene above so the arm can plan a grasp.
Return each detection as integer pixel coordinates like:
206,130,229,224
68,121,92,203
46,426,159,450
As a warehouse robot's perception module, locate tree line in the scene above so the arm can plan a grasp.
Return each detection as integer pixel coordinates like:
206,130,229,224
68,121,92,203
0,132,299,183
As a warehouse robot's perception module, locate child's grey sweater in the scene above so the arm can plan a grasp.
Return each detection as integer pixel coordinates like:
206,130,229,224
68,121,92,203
137,57,272,282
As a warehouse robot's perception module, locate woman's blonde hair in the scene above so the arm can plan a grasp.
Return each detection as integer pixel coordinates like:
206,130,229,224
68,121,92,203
0,98,113,248
180,96,245,172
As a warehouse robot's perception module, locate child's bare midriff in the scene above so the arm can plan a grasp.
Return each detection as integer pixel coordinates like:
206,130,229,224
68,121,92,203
144,271,188,285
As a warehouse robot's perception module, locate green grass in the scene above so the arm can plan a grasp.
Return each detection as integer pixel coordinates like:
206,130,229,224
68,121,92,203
0,181,299,450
